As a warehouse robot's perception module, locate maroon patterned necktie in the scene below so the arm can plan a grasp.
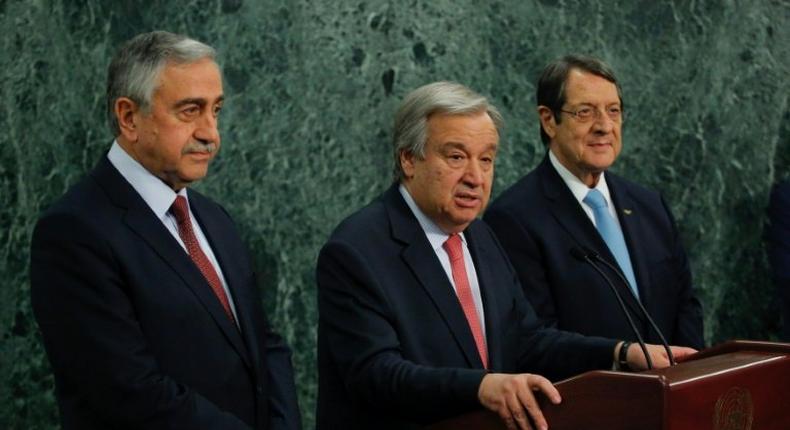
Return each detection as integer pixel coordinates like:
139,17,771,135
170,196,235,324
443,234,488,368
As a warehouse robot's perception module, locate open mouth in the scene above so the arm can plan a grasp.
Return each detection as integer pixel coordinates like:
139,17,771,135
455,193,480,208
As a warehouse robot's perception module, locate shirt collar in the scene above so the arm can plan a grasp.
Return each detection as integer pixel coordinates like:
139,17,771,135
398,184,467,252
548,149,613,207
107,140,188,220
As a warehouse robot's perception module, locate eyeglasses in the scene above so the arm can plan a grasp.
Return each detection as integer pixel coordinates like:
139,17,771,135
559,105,624,123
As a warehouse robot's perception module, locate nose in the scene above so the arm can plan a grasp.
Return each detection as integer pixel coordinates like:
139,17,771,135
591,110,615,134
194,111,220,145
463,159,485,187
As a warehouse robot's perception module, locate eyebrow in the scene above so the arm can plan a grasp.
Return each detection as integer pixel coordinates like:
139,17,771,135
572,101,621,107
441,141,498,152
173,95,224,109
441,142,466,149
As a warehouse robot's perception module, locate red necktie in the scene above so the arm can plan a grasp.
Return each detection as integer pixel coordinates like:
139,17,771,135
443,234,488,368
170,196,235,324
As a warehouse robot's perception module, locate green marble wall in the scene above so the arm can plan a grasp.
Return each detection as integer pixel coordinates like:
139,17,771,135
1,0,788,427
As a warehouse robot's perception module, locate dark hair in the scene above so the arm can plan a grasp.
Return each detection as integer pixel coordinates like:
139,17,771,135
536,54,623,145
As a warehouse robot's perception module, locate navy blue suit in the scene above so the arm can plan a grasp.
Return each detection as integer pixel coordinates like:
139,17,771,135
30,156,300,430
316,185,617,429
485,155,704,349
768,180,790,341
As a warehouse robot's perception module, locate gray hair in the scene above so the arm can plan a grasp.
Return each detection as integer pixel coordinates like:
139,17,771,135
392,81,504,181
106,31,216,136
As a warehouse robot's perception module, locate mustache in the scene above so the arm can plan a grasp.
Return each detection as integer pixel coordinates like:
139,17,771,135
182,141,218,154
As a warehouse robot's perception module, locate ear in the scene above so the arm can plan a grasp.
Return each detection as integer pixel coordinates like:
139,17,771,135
399,150,417,179
537,105,557,140
115,97,141,142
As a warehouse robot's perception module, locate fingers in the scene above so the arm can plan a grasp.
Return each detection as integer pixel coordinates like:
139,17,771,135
479,374,529,430
517,375,559,430
529,374,561,404
478,374,511,428
507,387,533,430
479,373,556,430
671,346,698,359
625,343,666,369
628,344,700,370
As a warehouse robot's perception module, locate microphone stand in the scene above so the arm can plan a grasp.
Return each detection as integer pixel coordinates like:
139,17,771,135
570,247,653,370
582,247,676,366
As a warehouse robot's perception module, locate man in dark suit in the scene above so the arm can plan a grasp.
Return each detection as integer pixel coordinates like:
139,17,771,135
485,55,704,350
316,81,694,430
30,31,300,429
768,180,790,341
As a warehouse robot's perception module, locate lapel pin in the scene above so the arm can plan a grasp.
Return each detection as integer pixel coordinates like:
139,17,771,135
623,209,633,215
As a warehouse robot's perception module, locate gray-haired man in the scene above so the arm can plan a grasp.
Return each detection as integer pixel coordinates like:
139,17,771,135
316,81,693,430
31,31,300,430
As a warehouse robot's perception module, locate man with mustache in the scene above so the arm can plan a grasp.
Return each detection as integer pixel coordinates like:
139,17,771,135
485,55,704,352
30,31,300,429
316,81,694,430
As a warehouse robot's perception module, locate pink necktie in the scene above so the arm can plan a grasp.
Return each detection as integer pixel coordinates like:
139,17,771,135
170,196,235,324
443,234,488,368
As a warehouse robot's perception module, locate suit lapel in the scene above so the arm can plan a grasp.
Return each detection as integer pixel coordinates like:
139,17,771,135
537,156,646,323
190,194,257,370
608,175,653,311
464,225,501,370
92,157,253,370
538,157,609,257
385,186,485,369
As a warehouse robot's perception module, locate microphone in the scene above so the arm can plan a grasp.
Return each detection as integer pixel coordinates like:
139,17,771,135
569,247,653,370
581,246,676,366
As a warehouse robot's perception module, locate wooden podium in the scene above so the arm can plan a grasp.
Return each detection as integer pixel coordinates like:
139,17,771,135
428,341,790,430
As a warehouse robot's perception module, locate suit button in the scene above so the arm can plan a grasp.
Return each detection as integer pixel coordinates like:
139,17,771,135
256,386,263,394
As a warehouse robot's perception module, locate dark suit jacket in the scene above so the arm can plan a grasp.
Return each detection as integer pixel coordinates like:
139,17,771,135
484,154,704,349
30,156,300,430
316,184,617,430
768,180,790,341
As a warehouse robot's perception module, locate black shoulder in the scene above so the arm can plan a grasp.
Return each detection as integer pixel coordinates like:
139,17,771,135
490,166,543,212
188,188,233,220
37,172,112,221
607,171,665,206
329,195,387,239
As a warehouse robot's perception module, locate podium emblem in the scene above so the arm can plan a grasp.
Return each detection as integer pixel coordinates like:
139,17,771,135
713,386,753,430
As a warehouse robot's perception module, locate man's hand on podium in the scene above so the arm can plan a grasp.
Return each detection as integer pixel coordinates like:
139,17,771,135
623,342,698,370
478,373,561,430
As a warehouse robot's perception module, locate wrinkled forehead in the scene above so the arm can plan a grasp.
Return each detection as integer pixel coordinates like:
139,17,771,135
563,69,621,105
153,59,223,100
426,112,499,148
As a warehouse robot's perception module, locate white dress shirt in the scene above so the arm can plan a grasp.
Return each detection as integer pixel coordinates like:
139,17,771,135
399,184,487,344
549,149,622,229
107,141,239,322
